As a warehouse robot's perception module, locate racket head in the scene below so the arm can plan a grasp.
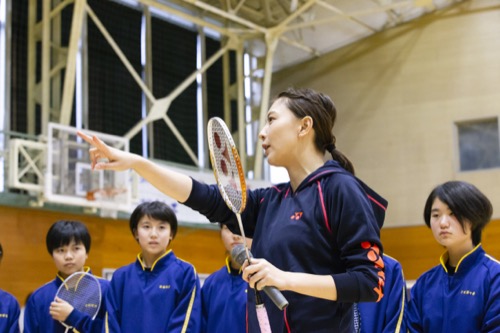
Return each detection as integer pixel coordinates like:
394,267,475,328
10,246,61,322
55,271,102,319
207,117,247,214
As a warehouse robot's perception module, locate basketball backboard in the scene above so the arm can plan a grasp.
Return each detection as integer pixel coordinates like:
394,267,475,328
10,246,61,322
44,123,132,216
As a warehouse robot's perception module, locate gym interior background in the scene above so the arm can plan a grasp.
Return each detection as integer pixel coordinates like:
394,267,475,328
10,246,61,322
1,0,499,306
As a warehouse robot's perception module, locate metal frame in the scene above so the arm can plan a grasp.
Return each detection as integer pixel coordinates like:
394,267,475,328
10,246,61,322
22,0,465,184
8,139,46,192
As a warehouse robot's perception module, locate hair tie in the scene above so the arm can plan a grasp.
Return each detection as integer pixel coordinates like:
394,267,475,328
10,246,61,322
325,143,336,153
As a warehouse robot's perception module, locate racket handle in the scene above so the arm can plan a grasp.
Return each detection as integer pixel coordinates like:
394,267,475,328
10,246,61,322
231,245,289,310
263,285,289,310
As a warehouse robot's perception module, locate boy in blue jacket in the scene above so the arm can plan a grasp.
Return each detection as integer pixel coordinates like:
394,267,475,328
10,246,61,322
24,220,109,333
104,201,201,333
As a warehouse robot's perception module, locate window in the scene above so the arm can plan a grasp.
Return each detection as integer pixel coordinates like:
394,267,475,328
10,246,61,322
457,118,500,171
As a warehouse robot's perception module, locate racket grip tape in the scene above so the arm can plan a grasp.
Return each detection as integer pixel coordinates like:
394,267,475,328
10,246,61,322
256,304,272,333
263,285,289,310
231,244,289,310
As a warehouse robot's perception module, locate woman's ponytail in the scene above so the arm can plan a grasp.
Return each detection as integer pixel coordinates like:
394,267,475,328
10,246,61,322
326,144,355,175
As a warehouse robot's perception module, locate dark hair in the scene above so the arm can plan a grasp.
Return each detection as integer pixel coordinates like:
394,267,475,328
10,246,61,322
129,201,178,239
46,220,91,255
423,181,492,246
274,87,355,174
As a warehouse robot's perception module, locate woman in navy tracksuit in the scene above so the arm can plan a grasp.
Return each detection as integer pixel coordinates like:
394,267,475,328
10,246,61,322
78,87,387,332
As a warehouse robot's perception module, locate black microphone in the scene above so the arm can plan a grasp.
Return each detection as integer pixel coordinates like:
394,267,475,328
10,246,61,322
231,244,289,310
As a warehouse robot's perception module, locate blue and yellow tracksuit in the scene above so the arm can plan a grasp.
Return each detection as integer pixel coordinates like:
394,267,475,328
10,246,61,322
406,244,500,332
104,250,201,333
0,289,20,333
24,268,108,333
201,256,247,333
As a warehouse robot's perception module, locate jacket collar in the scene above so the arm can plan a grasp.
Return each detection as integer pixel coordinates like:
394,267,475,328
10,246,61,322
439,244,484,274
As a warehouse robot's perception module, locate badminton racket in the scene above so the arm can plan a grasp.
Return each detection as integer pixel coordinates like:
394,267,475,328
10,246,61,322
208,117,275,331
54,272,102,333
207,117,249,256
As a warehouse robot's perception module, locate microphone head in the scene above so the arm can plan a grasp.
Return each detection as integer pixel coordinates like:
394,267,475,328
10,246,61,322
231,244,252,266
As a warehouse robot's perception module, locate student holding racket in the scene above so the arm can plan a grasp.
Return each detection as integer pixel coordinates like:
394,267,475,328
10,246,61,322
24,220,109,333
78,87,387,332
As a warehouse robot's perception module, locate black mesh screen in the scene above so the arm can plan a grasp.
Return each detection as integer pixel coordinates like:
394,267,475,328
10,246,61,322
11,0,29,133
87,0,143,154
9,0,237,167
150,16,197,164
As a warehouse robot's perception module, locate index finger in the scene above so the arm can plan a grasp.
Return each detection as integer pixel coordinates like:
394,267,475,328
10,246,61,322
77,131,109,153
241,258,251,270
77,131,94,145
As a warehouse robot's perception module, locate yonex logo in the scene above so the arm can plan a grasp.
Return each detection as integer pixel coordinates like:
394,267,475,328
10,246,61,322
361,241,385,302
290,212,303,220
159,285,171,289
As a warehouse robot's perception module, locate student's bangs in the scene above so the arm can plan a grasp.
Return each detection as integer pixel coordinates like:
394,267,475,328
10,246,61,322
46,220,91,254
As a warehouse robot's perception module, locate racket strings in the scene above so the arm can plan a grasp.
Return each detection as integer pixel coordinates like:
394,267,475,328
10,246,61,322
208,117,250,248
208,120,247,214
56,273,101,318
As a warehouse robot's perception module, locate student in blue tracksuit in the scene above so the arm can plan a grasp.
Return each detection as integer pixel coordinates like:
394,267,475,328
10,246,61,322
24,220,109,333
104,201,201,333
0,243,21,333
355,254,407,333
201,224,252,333
0,289,19,333
78,87,387,333
405,181,500,332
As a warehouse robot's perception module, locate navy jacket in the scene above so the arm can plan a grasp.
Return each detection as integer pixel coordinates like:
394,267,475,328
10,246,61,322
357,255,407,333
185,160,387,332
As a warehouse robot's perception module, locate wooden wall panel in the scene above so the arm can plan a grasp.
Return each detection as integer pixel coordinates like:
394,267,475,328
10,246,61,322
2,204,500,306
0,205,225,306
381,220,500,281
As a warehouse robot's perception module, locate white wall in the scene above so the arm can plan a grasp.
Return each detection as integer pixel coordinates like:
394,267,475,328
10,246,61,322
271,0,500,227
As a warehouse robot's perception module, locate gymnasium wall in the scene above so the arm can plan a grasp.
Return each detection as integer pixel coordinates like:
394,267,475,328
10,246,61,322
271,0,500,228
0,205,224,306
